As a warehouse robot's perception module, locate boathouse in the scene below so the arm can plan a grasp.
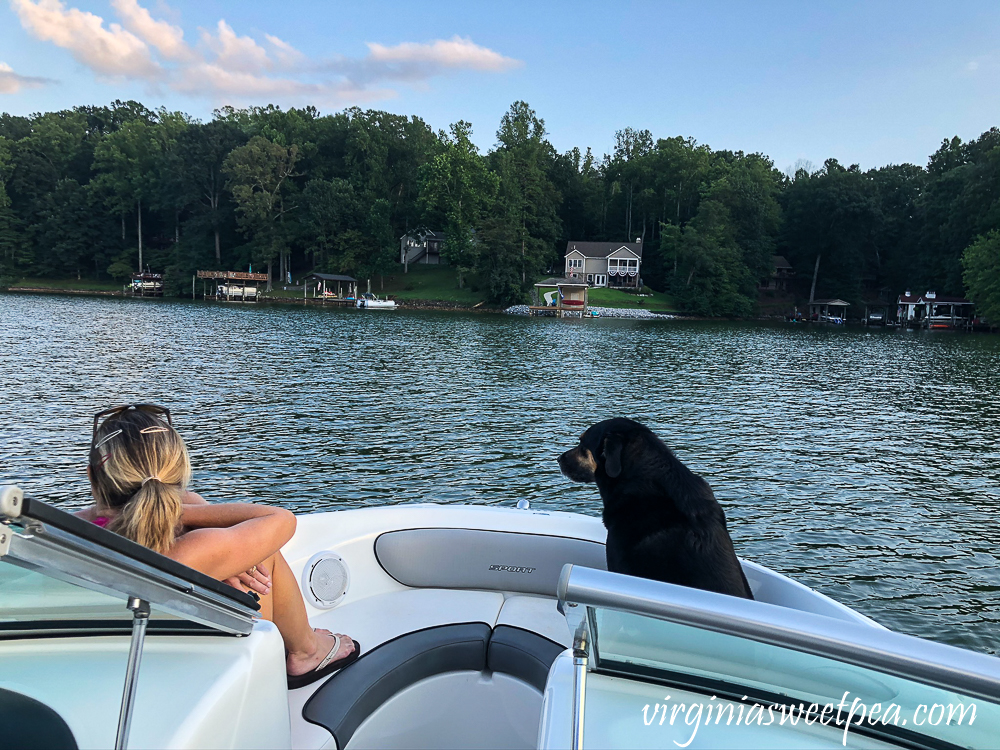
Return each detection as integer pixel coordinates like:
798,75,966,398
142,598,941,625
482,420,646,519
129,272,163,297
531,278,590,318
197,270,268,302
809,299,850,322
308,273,358,303
564,240,642,289
897,291,974,328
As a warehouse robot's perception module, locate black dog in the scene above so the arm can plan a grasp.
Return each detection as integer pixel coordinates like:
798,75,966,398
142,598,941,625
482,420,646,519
558,418,753,599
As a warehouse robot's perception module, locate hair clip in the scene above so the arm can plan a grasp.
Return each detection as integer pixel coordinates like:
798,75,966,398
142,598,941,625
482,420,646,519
93,429,123,450
139,426,170,434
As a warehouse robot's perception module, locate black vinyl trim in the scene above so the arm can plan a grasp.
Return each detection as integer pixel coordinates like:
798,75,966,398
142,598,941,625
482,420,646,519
0,619,222,640
0,688,78,749
303,622,492,748
488,624,565,691
19,496,258,611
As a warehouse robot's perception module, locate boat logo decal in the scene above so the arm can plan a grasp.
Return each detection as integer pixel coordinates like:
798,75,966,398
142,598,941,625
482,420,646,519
489,564,536,574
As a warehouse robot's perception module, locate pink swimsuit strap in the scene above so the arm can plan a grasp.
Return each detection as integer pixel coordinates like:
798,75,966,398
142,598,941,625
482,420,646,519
92,516,110,528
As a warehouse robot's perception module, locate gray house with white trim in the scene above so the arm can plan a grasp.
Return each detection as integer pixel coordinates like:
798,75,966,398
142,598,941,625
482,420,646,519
564,240,643,288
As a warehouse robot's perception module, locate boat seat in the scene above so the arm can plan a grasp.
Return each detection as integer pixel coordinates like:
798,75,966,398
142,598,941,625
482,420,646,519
487,625,565,692
303,622,567,749
0,688,78,750
495,594,572,647
303,623,492,749
374,527,607,597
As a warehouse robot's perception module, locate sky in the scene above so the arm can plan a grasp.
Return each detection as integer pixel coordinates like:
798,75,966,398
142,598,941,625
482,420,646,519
1,0,999,173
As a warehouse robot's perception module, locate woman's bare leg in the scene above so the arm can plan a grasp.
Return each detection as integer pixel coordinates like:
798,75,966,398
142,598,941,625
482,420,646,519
254,551,355,675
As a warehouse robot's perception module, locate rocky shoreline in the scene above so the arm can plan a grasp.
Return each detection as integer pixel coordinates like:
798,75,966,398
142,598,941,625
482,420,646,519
504,304,675,320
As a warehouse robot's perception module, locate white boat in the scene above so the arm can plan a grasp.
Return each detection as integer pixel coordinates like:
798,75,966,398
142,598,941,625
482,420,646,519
356,293,396,309
217,284,258,301
1,485,997,749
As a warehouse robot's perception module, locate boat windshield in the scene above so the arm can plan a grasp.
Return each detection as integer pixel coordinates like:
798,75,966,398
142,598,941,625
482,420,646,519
588,607,997,748
2,560,118,619
0,561,170,630
0,491,258,637
559,566,1000,750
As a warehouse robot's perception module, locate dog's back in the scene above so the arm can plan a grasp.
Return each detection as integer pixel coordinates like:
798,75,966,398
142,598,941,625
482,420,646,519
560,418,753,599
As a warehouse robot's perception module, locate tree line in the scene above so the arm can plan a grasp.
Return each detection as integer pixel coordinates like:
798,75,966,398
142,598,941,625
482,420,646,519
1,99,998,318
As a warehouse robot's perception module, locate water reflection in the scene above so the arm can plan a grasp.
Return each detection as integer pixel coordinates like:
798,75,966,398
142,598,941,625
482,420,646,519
1,293,998,653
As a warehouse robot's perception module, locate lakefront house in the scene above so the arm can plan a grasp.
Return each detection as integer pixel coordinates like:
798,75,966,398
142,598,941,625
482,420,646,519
399,230,445,266
564,240,643,288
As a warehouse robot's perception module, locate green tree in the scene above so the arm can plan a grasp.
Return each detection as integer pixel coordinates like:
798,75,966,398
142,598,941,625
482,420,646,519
489,101,562,287
0,135,26,279
92,117,164,271
419,121,496,288
962,230,1000,324
223,136,300,290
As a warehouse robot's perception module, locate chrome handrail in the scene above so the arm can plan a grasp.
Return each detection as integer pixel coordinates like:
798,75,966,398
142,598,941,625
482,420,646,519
557,564,1000,705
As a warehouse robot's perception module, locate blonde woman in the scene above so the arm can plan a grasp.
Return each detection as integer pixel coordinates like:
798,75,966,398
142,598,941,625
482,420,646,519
78,404,359,689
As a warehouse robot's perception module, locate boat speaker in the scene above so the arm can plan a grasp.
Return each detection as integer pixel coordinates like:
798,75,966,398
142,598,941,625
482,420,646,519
302,551,350,609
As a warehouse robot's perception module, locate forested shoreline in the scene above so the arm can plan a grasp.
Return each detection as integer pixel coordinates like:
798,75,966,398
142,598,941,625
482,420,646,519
1,99,998,320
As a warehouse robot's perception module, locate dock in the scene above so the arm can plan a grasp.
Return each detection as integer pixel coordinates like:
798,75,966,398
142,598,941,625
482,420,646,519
531,277,591,318
196,270,269,302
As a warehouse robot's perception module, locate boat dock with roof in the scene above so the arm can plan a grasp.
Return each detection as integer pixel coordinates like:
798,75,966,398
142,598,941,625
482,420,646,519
530,278,591,318
196,271,269,302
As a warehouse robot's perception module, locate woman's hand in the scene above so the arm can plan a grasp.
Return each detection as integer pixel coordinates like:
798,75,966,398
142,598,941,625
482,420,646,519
224,560,272,595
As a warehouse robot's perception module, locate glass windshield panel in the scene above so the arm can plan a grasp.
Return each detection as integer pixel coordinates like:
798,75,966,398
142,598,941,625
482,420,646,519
590,607,999,749
1,557,179,625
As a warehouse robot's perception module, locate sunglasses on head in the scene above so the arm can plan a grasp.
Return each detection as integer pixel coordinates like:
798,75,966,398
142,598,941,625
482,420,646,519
90,404,172,466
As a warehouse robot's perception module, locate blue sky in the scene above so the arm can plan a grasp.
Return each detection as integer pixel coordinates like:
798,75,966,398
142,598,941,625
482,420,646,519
2,0,999,173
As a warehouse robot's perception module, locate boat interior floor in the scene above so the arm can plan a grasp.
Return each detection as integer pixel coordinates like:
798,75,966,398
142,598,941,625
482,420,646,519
288,589,570,750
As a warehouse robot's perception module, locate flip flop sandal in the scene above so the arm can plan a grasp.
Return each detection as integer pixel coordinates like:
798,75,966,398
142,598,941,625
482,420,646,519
287,635,361,690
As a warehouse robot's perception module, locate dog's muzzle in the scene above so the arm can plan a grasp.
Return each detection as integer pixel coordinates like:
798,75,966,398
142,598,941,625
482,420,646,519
558,446,597,483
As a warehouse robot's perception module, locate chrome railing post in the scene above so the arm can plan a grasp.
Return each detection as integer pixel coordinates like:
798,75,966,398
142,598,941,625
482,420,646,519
568,605,589,750
115,597,150,750
572,639,588,750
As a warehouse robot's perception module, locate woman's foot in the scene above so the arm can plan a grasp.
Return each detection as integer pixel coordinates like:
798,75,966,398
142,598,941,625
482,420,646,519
286,628,356,677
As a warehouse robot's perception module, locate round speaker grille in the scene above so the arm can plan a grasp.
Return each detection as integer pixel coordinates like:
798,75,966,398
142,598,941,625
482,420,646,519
302,551,350,609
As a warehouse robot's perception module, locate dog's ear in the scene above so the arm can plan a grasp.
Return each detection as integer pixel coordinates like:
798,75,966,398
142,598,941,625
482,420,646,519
602,434,623,478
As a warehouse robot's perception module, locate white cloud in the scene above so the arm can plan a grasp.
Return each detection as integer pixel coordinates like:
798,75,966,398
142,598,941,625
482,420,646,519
8,1,522,107
0,61,53,94
266,34,306,70
367,36,521,72
11,0,160,79
173,62,391,106
110,0,193,62
202,20,271,75
966,61,980,72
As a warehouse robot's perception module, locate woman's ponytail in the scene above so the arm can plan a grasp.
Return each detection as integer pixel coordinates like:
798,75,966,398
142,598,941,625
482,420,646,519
108,478,183,554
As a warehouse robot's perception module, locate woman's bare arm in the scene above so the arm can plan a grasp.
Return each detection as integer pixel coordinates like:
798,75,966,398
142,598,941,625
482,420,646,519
168,503,296,581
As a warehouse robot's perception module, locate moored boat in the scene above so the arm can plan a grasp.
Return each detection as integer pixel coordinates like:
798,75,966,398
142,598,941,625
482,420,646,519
356,292,397,309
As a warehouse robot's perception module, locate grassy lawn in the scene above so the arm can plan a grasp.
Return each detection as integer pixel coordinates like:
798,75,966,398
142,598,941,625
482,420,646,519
5,276,122,292
373,265,488,305
587,286,677,311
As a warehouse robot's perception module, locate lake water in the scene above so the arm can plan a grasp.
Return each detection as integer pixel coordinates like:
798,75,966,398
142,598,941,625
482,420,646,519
2,292,999,654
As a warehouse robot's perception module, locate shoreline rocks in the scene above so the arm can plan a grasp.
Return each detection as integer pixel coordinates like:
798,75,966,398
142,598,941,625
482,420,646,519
504,304,674,320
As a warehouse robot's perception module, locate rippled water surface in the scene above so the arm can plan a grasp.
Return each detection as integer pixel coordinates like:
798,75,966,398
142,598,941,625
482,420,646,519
2,292,999,653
